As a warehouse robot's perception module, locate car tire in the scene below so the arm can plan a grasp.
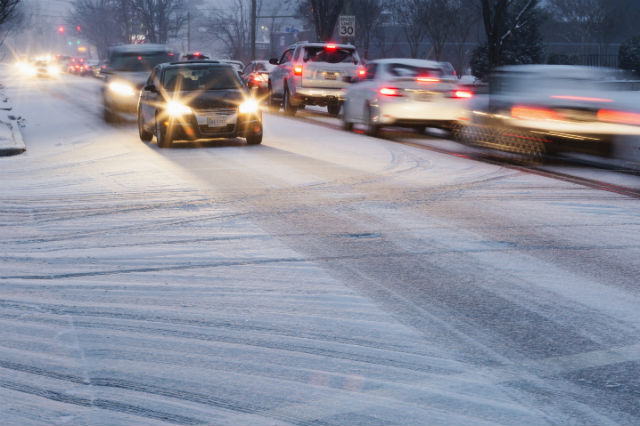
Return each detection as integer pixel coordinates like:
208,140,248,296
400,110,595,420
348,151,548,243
267,86,280,112
138,110,153,142
246,131,263,145
103,104,117,123
342,103,353,131
283,87,297,116
156,117,173,148
365,104,380,137
327,103,340,116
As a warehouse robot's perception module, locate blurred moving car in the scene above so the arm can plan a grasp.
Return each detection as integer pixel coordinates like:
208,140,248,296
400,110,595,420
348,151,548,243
241,60,275,95
460,65,640,159
268,42,364,116
92,60,109,78
34,60,61,78
182,52,210,61
137,60,263,148
341,58,472,136
102,44,176,122
68,57,92,75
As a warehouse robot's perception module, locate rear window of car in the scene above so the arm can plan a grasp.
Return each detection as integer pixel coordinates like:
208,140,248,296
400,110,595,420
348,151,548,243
109,52,173,72
163,65,242,91
303,47,358,64
387,63,443,78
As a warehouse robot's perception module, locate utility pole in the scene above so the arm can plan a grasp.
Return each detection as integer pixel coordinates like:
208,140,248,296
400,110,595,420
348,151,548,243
187,11,191,52
251,0,257,60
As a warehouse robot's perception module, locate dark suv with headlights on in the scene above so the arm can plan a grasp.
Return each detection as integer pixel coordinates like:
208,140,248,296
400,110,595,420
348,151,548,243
137,61,263,148
102,44,176,122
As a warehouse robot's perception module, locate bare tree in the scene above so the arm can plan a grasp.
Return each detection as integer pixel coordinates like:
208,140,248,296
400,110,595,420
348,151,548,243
69,0,127,58
353,0,383,59
397,0,427,58
206,0,254,62
422,0,460,60
0,0,23,53
296,0,344,41
479,0,538,70
129,0,187,44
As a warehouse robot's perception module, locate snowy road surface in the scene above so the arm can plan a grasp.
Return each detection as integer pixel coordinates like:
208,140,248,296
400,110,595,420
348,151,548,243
1,73,639,425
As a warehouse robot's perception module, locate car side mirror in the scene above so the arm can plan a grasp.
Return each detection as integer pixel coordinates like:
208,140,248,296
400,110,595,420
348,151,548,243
144,84,157,93
269,58,279,65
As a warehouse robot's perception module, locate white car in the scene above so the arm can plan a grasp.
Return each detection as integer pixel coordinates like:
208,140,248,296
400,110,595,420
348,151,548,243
341,58,472,136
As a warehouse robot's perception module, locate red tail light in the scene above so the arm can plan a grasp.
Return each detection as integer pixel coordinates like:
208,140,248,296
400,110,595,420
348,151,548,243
326,44,337,50
358,68,366,77
253,73,268,82
416,76,439,83
597,109,640,126
294,65,303,76
511,106,561,121
453,90,473,99
551,95,613,103
379,87,403,97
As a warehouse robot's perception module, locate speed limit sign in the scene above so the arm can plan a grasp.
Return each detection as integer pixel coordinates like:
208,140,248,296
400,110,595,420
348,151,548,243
339,15,355,38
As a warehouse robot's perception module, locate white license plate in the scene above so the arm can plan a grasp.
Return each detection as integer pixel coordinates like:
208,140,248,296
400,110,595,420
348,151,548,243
325,73,337,80
207,116,228,127
416,93,433,102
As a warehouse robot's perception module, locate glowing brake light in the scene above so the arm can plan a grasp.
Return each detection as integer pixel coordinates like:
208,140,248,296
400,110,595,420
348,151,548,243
326,44,337,50
511,106,561,121
294,65,303,76
416,76,440,83
253,73,268,82
453,90,473,99
597,109,640,126
551,95,613,103
379,87,403,97
358,68,366,77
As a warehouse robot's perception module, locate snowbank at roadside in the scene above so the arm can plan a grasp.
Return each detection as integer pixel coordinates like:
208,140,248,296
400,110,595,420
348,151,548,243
0,85,25,156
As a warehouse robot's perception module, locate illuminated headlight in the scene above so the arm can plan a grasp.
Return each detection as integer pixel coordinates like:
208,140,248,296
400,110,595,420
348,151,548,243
239,99,259,114
166,101,192,116
108,81,136,97
47,65,60,76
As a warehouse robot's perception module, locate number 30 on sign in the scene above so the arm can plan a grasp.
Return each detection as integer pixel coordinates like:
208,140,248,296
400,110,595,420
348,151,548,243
339,15,355,37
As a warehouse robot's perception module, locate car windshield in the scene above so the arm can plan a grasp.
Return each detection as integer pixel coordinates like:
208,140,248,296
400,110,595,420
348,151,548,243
162,65,242,91
109,52,173,72
303,47,358,64
387,63,443,78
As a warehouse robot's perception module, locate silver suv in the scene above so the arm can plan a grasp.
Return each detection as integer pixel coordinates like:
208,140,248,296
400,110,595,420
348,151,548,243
268,42,363,116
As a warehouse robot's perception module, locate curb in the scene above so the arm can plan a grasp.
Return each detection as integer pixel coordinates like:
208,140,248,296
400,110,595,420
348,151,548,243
0,112,26,157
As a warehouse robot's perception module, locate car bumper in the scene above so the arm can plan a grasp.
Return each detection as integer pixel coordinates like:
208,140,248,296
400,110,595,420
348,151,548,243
293,87,344,104
163,112,262,140
378,99,470,125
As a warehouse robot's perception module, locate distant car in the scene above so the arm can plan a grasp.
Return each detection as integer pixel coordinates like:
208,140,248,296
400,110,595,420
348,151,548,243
34,60,61,78
137,60,263,148
241,60,275,95
68,57,91,75
341,58,472,136
182,52,210,61
92,60,109,78
268,42,364,116
461,65,640,158
101,44,176,122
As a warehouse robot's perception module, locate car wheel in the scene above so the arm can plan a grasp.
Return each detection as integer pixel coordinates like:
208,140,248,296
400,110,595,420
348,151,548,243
156,117,173,148
103,104,117,123
342,102,353,131
365,104,380,137
246,132,263,145
267,86,279,112
327,102,340,116
283,87,297,116
414,126,426,135
138,110,153,142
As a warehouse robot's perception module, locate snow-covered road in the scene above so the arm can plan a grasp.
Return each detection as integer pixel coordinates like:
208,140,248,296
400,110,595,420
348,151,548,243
1,73,639,425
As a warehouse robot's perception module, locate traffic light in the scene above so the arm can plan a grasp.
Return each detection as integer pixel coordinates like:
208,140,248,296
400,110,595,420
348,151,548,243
58,25,65,34
76,25,81,32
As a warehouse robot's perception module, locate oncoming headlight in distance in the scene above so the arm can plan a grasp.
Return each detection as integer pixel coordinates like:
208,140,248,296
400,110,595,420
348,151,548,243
47,65,61,76
166,101,193,116
108,81,136,97
239,99,259,114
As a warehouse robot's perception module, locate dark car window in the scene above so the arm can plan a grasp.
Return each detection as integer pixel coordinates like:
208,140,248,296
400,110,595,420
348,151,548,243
364,63,377,80
109,52,174,72
387,63,442,78
280,50,294,64
162,65,242,91
303,47,358,64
